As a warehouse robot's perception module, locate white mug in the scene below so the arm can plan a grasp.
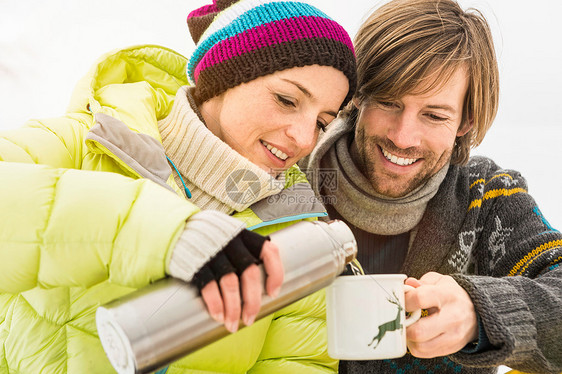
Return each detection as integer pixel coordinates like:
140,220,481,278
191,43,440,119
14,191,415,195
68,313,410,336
326,274,422,360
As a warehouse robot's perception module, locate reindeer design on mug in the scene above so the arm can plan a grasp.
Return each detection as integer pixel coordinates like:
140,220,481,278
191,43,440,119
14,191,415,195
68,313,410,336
368,291,403,349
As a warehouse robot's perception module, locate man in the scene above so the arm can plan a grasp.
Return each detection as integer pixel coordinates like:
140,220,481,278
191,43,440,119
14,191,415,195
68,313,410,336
303,0,561,373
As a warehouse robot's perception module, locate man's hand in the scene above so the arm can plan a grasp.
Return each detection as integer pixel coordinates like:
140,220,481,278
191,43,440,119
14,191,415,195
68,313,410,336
194,233,283,333
404,272,478,358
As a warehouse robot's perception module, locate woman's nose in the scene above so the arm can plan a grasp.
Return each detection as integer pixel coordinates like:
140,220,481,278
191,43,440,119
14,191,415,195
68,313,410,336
286,120,318,152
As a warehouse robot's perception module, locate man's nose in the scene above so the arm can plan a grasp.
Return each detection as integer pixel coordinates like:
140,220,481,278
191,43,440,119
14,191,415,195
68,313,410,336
386,111,422,149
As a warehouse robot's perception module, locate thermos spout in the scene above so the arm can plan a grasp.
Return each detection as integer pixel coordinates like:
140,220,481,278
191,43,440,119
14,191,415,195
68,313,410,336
324,219,358,264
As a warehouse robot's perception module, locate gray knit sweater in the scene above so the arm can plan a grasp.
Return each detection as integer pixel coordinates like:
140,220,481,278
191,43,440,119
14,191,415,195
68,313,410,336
303,119,562,374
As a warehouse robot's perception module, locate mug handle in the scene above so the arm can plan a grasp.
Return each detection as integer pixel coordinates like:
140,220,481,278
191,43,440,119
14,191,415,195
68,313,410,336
403,284,422,328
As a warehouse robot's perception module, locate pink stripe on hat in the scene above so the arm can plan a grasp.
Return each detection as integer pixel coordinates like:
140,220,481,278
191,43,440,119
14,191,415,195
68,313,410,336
194,16,353,81
188,4,220,19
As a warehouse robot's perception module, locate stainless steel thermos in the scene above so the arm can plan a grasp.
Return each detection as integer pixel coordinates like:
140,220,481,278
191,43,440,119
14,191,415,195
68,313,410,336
96,220,357,374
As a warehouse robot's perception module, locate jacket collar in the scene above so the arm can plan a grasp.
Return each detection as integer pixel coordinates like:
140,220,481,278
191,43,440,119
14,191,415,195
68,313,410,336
85,113,326,230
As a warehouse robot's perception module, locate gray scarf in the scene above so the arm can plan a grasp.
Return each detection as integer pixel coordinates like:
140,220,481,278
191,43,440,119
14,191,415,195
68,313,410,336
305,115,448,235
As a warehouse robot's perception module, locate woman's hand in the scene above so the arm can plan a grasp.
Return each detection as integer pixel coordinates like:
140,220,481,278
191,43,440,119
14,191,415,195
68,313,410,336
192,230,284,333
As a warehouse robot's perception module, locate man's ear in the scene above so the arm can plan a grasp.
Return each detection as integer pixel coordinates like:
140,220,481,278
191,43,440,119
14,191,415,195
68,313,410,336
352,97,361,109
457,118,473,137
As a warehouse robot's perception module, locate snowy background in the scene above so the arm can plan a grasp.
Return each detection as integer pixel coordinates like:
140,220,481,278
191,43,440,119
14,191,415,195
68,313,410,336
1,0,561,230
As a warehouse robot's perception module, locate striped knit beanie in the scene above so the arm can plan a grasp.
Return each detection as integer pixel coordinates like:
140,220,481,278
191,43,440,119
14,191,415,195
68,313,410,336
187,0,356,105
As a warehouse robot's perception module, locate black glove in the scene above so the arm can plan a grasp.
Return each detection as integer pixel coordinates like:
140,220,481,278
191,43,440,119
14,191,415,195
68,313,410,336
192,229,269,291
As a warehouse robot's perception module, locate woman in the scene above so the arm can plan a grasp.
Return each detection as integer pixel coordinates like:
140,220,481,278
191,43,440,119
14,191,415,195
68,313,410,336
0,0,356,373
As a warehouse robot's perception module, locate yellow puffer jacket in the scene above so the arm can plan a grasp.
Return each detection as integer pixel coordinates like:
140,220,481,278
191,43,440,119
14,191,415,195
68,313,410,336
0,45,336,373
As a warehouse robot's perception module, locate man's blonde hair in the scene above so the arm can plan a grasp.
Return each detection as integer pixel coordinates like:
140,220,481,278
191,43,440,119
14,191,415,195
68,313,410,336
349,0,499,164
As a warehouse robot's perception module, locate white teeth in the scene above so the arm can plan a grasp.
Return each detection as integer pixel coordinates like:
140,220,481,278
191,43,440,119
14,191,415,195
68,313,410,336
261,140,289,161
382,148,417,166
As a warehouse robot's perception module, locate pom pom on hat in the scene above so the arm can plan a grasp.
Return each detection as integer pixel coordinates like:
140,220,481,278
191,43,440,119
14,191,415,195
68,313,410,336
187,0,238,43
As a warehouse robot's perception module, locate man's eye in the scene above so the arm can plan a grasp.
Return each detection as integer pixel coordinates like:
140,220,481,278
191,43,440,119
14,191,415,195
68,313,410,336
427,113,447,121
277,95,296,107
378,101,397,108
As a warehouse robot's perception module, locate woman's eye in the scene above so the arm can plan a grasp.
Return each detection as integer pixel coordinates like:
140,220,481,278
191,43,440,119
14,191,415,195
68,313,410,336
317,121,327,132
277,94,296,107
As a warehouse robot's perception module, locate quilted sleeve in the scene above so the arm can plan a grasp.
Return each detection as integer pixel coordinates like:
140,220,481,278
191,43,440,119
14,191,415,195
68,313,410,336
0,114,92,169
0,161,198,293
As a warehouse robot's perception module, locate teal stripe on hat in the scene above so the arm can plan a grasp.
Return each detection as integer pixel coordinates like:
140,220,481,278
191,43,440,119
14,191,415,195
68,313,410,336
187,1,331,84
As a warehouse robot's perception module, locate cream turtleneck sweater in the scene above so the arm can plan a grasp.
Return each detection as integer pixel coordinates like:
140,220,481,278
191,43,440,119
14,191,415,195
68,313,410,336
158,86,284,215
160,87,284,282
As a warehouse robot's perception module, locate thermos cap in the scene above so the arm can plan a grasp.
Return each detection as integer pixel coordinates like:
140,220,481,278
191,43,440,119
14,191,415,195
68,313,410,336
96,307,136,374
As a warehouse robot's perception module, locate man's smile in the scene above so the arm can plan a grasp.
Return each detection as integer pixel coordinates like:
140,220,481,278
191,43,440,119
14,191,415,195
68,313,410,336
381,147,419,166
